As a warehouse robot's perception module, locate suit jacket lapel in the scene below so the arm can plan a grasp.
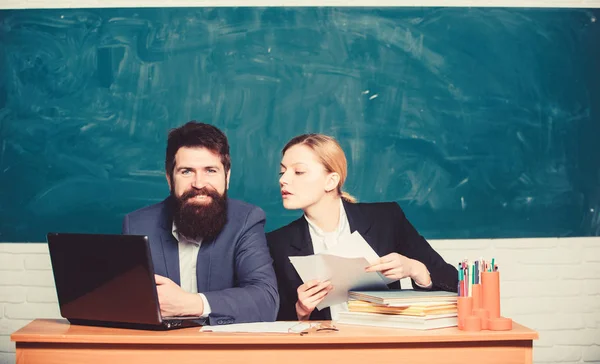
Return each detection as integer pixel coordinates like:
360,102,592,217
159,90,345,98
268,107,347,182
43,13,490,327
196,236,213,293
344,200,376,248
159,227,181,285
344,200,372,235
160,217,211,293
289,217,314,256
158,198,181,286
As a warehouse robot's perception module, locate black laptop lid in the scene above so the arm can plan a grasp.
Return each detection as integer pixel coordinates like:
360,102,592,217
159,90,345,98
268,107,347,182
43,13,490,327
47,233,163,326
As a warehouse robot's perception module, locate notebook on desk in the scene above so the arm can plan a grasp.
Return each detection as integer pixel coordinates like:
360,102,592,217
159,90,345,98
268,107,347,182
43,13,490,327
46,232,205,330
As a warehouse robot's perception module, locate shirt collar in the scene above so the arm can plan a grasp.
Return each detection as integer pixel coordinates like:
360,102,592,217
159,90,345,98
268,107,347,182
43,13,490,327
304,199,348,239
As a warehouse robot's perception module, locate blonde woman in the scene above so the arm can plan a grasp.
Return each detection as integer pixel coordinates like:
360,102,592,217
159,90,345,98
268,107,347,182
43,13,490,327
267,134,458,321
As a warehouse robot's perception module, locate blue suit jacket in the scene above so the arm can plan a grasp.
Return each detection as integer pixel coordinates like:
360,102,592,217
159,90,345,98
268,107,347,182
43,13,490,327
122,197,279,325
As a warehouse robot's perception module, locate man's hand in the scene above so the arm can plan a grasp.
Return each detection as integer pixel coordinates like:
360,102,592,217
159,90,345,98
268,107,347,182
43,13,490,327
155,274,204,317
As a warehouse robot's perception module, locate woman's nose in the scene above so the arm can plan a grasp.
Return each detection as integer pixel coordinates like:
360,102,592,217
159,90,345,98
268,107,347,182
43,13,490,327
279,173,288,187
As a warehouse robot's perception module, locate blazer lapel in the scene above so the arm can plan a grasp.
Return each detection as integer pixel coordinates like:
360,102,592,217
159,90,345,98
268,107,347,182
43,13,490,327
289,217,314,256
344,200,372,235
344,200,376,248
195,236,213,293
159,226,181,286
158,198,181,286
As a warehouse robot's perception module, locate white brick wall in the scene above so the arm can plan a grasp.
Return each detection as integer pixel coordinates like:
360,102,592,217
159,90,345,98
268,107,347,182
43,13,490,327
0,244,60,364
1,238,600,364
431,237,600,364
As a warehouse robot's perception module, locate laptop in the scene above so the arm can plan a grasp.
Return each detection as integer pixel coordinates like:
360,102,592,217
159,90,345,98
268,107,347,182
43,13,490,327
46,232,206,330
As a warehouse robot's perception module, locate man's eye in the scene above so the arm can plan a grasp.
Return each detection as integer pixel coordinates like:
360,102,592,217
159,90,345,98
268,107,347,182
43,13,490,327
181,170,191,175
207,169,217,174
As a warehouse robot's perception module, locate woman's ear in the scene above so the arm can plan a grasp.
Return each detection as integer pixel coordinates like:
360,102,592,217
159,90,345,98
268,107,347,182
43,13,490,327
325,172,340,193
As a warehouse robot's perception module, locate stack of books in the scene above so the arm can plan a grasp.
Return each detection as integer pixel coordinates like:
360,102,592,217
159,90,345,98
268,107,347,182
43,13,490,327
337,290,458,330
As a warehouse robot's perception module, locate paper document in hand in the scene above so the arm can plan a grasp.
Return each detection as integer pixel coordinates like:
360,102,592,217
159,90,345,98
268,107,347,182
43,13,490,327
325,231,379,261
322,231,397,285
289,254,389,311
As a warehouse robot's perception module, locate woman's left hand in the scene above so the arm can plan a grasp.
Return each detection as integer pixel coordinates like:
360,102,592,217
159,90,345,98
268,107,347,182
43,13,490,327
365,253,431,287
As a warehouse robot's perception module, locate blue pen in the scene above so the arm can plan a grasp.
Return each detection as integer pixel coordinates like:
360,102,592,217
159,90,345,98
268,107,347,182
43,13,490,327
458,268,464,296
457,262,462,297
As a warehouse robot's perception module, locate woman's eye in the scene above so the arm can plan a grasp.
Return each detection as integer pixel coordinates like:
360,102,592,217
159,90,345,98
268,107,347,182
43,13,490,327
295,171,305,175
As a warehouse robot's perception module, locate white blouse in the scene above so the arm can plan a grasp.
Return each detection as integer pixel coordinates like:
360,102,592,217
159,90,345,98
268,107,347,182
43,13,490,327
304,199,351,320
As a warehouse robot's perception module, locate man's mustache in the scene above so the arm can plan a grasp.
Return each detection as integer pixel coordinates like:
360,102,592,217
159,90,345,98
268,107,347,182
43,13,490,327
180,187,221,201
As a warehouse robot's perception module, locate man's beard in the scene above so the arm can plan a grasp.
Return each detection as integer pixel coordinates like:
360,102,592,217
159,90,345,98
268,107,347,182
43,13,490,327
171,186,228,241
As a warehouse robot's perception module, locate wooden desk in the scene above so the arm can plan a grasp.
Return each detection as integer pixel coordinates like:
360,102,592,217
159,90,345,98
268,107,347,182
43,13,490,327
12,319,538,364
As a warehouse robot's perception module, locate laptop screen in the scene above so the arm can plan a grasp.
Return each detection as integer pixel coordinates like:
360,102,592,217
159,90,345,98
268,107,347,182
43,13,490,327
47,233,163,326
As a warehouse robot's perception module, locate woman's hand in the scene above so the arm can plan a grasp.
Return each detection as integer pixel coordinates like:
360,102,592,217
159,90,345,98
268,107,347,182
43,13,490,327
365,253,431,287
295,279,333,320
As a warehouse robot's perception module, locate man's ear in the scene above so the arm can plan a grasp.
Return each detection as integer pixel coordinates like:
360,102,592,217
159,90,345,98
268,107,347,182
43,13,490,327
226,169,231,190
325,172,340,193
165,173,172,191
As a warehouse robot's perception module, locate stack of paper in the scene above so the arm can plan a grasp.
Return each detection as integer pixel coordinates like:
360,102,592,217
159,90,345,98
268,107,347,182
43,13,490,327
349,290,458,305
337,311,458,330
348,300,457,317
337,290,458,330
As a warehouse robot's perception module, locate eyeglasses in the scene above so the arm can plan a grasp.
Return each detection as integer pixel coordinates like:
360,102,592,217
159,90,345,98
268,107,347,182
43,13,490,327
288,322,339,335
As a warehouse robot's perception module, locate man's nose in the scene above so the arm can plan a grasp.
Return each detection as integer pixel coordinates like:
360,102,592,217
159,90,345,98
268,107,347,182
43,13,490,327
192,174,207,189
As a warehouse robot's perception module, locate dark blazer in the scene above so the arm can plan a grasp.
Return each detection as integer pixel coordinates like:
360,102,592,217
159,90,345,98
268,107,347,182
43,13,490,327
267,200,458,321
122,197,279,325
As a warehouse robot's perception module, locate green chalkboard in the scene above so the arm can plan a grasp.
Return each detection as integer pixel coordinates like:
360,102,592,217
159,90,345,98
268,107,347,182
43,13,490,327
1,7,599,241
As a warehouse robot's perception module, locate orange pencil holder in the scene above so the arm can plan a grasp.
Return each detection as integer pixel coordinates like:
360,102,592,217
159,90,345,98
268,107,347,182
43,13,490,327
471,283,489,330
471,283,482,309
457,296,481,331
480,271,512,331
481,271,500,318
458,271,512,331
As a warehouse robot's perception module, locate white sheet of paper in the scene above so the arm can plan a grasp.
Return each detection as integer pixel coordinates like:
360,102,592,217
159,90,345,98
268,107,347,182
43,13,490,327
326,231,380,262
200,321,303,333
289,254,389,310
325,231,396,285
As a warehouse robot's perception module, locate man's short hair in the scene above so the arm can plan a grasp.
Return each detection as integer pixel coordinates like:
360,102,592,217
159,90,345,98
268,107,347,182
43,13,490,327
165,121,231,181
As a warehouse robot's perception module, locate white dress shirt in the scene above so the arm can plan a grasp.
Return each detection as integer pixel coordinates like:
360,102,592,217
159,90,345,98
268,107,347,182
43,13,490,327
304,199,351,320
172,223,212,317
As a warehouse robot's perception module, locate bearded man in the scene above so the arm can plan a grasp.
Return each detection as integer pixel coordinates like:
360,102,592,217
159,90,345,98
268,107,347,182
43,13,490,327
122,121,279,325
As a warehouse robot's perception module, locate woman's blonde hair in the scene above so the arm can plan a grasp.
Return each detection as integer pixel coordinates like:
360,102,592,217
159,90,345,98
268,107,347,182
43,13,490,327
282,134,357,203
